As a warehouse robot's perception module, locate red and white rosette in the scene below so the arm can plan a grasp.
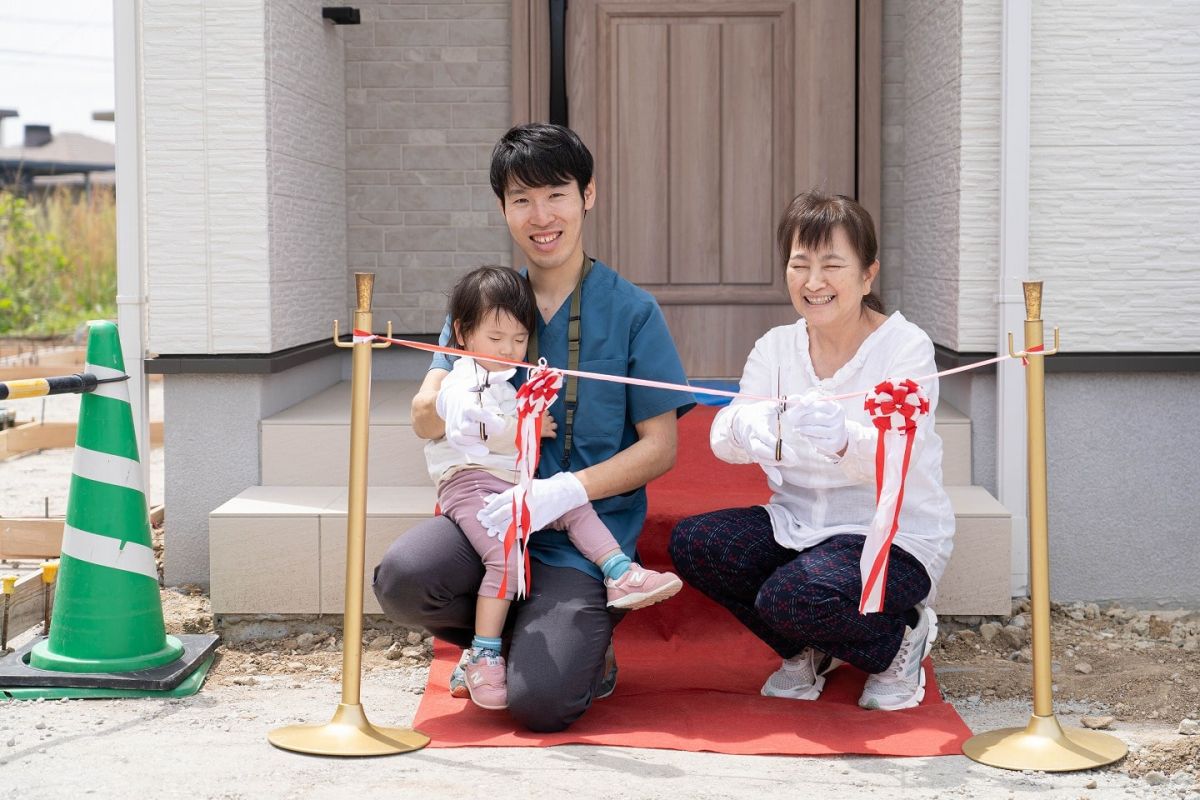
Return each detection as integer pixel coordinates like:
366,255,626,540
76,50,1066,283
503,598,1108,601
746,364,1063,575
859,378,930,614
497,360,563,600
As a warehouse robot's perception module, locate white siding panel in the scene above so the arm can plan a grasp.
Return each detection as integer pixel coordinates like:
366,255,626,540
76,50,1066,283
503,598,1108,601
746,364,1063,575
210,281,272,352
1030,0,1200,350
208,193,270,285
204,1,266,82
143,80,205,152
149,283,209,353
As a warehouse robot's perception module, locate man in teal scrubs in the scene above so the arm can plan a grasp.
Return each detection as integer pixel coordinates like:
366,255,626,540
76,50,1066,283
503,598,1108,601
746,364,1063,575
374,123,694,731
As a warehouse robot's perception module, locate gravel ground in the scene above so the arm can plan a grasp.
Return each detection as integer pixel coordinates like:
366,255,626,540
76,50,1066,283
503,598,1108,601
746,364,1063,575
0,656,1195,800
6,588,1197,800
3,380,1197,798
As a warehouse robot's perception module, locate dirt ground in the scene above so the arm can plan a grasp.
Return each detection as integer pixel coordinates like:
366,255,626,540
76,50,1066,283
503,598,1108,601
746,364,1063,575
151,580,1200,782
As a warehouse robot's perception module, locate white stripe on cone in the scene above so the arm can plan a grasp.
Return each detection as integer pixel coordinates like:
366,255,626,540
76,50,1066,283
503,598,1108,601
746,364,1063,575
84,362,129,402
72,446,145,494
60,524,158,581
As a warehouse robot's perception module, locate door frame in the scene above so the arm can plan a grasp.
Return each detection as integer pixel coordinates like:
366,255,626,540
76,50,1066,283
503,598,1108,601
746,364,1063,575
510,0,883,228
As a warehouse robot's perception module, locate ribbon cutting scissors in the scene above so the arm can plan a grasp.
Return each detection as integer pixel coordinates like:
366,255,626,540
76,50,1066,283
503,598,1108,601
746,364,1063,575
775,366,785,461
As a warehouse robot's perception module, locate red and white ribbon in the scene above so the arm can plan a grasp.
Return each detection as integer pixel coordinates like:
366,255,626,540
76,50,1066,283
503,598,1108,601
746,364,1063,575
497,360,563,600
859,378,930,614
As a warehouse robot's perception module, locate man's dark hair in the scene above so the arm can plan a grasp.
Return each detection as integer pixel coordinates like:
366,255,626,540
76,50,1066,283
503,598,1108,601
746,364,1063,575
447,265,537,346
489,123,594,202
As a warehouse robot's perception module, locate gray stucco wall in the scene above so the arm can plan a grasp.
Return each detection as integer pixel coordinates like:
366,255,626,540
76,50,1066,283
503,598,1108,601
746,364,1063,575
942,369,1200,605
1045,372,1200,604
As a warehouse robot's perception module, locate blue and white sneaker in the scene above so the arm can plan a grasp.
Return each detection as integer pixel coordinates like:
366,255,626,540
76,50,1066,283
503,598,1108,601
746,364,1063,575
449,648,472,699
859,605,938,710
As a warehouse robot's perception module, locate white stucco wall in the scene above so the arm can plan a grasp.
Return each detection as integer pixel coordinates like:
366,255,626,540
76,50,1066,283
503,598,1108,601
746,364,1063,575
143,0,347,355
956,0,1001,351
343,1,513,335
901,1,962,349
267,0,348,348
1029,0,1200,351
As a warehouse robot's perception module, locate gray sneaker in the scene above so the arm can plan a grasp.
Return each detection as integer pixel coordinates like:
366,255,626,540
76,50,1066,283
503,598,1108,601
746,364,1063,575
449,648,472,698
595,641,617,699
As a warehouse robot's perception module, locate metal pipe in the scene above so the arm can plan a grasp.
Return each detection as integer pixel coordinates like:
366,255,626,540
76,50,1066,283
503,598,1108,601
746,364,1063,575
0,372,126,401
338,273,375,707
1021,283,1053,716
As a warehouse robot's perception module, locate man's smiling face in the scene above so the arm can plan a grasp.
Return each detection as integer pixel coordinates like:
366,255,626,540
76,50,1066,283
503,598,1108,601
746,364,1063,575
500,179,595,275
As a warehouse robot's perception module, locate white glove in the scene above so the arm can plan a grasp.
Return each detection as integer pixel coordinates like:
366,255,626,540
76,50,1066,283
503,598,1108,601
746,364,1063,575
784,394,848,459
476,471,588,537
434,367,513,458
729,400,800,484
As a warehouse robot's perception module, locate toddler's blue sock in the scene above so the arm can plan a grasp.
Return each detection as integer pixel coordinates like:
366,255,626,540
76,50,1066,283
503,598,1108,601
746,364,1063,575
600,553,632,581
472,635,502,657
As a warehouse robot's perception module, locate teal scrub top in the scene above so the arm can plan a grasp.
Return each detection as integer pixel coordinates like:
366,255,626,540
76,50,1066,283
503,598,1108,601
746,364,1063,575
430,260,695,579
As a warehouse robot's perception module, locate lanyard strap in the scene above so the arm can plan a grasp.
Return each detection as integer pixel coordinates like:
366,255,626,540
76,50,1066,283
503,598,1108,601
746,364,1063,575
528,258,593,470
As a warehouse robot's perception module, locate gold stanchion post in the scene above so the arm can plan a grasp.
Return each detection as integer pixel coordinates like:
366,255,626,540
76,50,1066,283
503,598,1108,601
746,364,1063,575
268,273,430,757
962,282,1125,771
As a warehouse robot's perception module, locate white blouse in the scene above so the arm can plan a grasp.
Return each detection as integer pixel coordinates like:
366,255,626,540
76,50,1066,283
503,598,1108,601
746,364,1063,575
710,312,956,596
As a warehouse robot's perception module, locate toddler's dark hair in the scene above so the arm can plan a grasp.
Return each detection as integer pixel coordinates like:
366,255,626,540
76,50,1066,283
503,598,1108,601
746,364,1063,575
448,265,537,346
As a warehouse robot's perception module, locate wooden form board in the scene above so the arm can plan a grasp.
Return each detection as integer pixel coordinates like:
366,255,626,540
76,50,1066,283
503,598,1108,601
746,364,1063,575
0,348,85,382
0,519,63,560
0,506,163,560
2,568,55,644
0,420,164,459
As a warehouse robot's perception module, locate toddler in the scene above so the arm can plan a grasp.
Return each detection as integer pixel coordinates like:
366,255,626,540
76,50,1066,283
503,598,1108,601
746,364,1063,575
426,265,683,710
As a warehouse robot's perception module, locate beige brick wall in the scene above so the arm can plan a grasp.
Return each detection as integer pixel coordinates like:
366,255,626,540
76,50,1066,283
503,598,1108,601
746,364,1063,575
344,1,513,335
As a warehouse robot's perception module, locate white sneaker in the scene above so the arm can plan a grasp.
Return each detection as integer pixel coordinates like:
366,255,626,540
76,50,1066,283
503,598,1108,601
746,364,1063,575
761,647,844,700
859,605,938,711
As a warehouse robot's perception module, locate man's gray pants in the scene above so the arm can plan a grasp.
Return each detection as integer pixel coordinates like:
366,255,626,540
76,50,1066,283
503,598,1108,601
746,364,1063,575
372,515,619,732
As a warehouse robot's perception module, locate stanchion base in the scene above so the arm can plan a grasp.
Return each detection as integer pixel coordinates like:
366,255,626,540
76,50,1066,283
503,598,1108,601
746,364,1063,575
963,713,1127,772
268,703,430,757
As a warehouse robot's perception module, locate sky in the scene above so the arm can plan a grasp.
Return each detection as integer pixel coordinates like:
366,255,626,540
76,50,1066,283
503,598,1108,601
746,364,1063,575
0,2,116,147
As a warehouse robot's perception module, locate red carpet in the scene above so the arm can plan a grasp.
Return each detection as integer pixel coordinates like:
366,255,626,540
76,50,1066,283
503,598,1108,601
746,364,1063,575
412,405,972,755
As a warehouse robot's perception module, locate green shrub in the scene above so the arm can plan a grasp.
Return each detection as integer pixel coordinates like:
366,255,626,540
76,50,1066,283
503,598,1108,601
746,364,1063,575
0,188,116,335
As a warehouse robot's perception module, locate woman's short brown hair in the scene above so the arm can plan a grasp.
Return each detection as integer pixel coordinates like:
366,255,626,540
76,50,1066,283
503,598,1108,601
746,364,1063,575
776,190,883,314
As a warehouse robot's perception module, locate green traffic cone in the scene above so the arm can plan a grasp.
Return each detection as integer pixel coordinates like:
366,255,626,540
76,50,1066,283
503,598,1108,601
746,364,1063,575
29,320,184,673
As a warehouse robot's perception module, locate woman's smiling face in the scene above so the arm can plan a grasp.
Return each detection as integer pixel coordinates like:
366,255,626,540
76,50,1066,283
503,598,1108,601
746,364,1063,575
785,226,879,331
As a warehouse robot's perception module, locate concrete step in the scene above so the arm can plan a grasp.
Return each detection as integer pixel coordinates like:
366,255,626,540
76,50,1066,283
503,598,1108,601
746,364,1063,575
937,485,1012,615
209,485,438,616
260,381,431,488
259,381,973,487
936,402,971,486
209,482,1010,617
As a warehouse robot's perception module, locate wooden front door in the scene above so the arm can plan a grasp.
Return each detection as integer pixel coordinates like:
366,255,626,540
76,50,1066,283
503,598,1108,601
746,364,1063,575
513,0,880,377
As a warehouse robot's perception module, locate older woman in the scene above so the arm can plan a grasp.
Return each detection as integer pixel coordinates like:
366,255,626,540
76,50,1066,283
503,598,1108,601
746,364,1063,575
669,191,954,711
